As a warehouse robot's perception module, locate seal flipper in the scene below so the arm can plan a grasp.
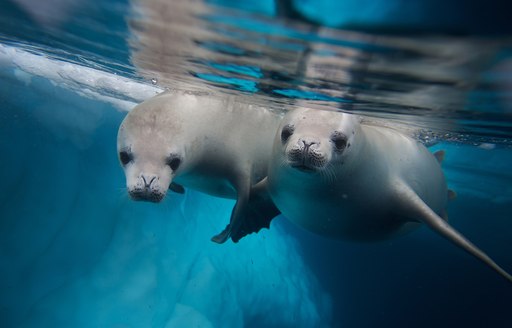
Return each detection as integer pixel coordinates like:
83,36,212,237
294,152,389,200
211,178,280,244
169,182,185,194
393,181,512,283
230,178,280,243
434,150,445,163
211,179,251,244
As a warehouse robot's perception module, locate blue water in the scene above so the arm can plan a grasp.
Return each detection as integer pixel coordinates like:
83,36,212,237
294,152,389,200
1,0,512,327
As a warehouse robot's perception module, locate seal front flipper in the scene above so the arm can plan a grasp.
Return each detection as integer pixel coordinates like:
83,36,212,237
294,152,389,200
211,194,248,244
211,223,231,244
393,180,512,283
211,180,250,244
169,182,185,194
433,150,445,163
211,178,280,244
230,178,280,243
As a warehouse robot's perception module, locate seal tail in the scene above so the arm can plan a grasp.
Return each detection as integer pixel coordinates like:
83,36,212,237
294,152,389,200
394,181,512,283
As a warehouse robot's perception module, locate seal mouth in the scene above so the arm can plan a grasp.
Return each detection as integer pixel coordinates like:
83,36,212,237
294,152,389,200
129,190,165,203
290,163,319,173
287,147,326,173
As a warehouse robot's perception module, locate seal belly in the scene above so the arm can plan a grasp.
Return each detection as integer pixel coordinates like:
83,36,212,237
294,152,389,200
270,169,409,241
307,202,412,241
174,174,237,199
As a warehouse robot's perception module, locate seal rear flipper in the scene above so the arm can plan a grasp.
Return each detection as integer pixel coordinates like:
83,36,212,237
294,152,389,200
393,181,512,283
230,182,280,243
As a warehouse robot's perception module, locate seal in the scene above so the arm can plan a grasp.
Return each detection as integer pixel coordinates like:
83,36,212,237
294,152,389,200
117,91,280,243
263,107,512,282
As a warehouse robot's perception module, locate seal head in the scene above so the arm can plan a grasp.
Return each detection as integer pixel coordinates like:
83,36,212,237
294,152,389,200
117,102,184,203
277,108,359,175
117,91,281,243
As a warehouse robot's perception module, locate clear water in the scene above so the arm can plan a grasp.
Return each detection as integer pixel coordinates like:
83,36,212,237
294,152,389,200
1,0,511,327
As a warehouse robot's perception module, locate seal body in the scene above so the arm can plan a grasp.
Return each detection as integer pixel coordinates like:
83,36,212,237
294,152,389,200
269,111,446,240
265,107,512,281
117,91,281,242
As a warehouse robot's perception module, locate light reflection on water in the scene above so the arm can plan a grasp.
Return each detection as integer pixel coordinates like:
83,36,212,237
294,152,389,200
2,0,512,143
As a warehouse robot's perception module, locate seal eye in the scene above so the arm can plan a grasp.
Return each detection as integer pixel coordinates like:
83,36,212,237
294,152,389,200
119,150,133,166
331,132,347,151
281,124,294,143
166,155,182,171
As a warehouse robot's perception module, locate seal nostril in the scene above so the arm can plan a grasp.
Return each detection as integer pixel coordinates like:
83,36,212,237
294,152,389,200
140,175,157,188
301,139,318,150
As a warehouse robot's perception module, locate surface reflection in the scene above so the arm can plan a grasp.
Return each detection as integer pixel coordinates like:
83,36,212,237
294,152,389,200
129,0,512,140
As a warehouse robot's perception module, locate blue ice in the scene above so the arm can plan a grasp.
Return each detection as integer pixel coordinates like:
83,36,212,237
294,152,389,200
0,46,331,327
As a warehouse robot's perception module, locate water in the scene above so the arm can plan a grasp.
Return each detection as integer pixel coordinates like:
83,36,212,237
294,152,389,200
1,0,511,327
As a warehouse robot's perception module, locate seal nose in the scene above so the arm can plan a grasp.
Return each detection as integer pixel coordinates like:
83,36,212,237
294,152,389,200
140,174,157,189
300,138,319,150
130,173,164,203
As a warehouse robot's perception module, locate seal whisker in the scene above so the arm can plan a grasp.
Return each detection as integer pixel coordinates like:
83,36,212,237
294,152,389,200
322,167,333,184
322,165,337,185
279,157,290,169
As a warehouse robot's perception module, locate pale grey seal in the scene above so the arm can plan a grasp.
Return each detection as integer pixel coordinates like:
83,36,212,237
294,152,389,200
263,107,511,282
117,91,280,243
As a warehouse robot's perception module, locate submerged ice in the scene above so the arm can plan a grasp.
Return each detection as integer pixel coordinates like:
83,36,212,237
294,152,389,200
2,37,512,328
0,50,331,327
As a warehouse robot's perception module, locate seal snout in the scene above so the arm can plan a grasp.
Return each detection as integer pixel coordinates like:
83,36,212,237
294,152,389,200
129,173,165,203
287,137,326,172
141,175,157,188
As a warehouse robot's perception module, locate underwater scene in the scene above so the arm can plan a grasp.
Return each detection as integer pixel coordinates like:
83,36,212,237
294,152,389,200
1,0,512,327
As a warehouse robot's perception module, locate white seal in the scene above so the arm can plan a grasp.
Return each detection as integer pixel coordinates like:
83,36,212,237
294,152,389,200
263,107,511,282
117,91,281,243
